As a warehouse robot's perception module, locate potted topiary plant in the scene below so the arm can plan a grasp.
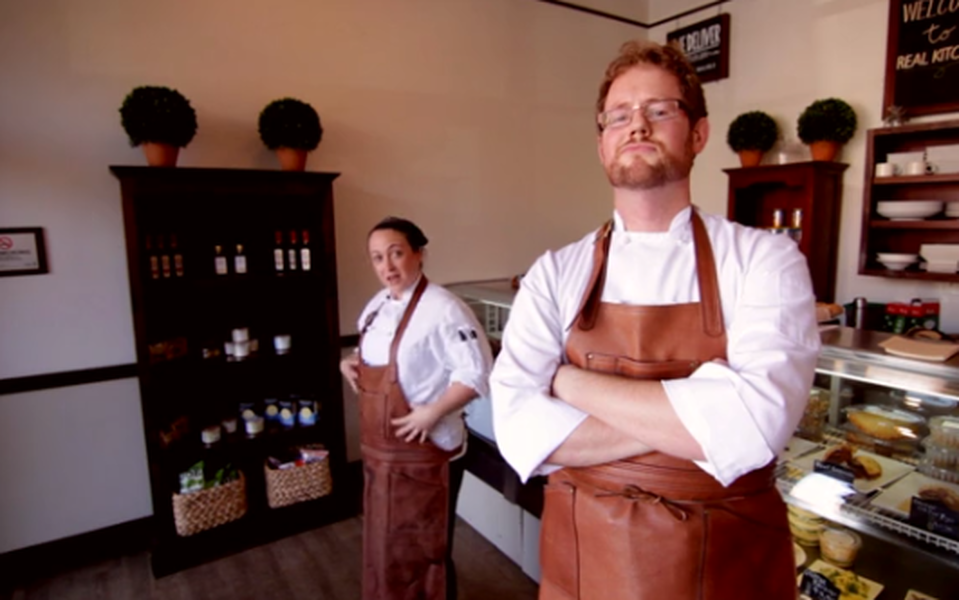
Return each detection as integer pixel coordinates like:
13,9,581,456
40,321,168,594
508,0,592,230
119,86,197,167
258,98,323,171
726,111,779,167
797,98,857,162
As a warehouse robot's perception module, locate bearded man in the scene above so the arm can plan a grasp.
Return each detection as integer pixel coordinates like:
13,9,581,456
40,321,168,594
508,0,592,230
490,40,819,600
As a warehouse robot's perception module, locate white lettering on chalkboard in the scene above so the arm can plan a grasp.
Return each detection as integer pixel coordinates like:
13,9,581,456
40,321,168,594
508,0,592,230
903,0,959,23
677,24,721,54
897,51,930,68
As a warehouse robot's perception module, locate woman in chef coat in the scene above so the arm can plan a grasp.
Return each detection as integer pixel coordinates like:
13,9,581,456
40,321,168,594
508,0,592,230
340,216,492,600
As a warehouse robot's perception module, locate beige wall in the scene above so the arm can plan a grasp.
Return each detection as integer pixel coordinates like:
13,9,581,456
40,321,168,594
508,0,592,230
650,0,959,331
0,0,642,550
0,0,641,382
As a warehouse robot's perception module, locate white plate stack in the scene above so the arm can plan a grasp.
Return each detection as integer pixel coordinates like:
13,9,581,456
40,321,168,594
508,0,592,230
927,143,959,174
920,243,959,273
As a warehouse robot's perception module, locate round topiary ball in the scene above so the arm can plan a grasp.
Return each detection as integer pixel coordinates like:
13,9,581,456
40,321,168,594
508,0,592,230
119,86,197,148
258,98,323,151
797,98,857,145
726,111,779,153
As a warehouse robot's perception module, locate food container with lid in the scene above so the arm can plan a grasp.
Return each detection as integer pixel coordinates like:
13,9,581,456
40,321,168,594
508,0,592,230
819,526,862,568
918,463,959,484
921,436,959,470
929,415,959,449
843,404,927,443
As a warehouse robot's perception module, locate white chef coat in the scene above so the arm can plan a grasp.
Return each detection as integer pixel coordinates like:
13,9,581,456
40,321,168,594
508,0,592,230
359,277,494,451
490,206,820,486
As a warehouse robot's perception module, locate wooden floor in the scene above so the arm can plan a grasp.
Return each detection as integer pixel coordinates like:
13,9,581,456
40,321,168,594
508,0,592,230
1,516,538,600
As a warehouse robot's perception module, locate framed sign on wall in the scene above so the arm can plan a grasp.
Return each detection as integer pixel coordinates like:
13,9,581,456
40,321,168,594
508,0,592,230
0,227,49,276
666,13,730,84
884,0,959,117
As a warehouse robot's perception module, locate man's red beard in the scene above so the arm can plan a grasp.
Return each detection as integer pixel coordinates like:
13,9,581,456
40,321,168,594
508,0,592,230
605,136,695,190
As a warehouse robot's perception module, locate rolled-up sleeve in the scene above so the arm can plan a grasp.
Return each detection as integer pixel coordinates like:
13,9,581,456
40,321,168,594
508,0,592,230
663,234,820,486
438,303,494,398
490,254,589,483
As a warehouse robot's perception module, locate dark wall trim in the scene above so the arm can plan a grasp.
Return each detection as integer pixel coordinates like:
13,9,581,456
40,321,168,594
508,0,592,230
0,364,138,396
536,0,731,29
0,335,360,396
0,517,152,590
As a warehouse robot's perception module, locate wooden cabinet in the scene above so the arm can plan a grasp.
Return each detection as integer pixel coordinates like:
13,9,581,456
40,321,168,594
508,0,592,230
111,166,352,576
725,161,848,302
860,120,959,282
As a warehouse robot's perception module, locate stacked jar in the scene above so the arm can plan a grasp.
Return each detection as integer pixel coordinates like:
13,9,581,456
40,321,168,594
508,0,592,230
919,416,959,483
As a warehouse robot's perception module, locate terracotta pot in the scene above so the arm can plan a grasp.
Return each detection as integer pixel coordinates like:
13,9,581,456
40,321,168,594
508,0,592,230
142,142,179,167
276,147,308,171
809,140,840,162
738,149,763,167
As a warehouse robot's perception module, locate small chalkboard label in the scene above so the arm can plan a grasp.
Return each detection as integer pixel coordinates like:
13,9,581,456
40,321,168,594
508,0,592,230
909,496,959,541
800,571,841,600
666,14,730,83
814,460,856,484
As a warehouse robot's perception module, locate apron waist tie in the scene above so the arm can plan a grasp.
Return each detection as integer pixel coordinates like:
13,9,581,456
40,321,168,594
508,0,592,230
593,483,762,522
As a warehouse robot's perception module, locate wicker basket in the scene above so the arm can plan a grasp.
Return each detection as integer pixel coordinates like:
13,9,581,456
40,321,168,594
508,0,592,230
172,472,247,537
265,455,333,509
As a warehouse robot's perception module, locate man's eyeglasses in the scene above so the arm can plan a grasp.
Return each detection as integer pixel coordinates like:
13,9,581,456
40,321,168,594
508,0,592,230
598,99,687,131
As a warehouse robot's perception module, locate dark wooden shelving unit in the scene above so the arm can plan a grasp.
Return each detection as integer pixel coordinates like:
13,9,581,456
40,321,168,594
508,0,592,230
860,120,959,279
725,161,848,302
111,166,354,577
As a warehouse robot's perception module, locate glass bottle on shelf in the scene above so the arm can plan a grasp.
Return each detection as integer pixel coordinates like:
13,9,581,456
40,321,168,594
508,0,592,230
789,208,803,243
214,245,228,275
158,234,172,278
234,243,248,275
771,208,785,230
170,233,184,277
274,230,286,274
300,230,312,272
145,234,160,280
287,230,299,271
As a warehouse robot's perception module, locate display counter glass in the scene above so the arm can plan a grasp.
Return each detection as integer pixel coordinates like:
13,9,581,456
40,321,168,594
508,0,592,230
447,278,959,598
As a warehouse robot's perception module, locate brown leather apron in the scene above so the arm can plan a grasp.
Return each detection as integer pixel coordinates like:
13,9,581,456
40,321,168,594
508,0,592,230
357,276,458,600
539,211,797,600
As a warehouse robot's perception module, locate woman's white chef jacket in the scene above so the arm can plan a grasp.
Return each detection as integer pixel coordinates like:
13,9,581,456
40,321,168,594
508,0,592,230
490,207,821,486
359,278,494,451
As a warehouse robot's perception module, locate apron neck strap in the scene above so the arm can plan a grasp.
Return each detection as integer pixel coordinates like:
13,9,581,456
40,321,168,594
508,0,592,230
572,210,725,337
690,210,724,338
388,275,429,367
357,275,430,382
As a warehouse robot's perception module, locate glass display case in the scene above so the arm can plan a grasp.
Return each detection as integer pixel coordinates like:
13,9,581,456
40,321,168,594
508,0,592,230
446,279,959,598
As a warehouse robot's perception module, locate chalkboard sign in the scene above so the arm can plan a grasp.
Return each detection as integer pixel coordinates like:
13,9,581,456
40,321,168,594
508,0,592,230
799,571,841,600
814,459,856,484
909,496,959,540
667,14,730,83
884,0,959,117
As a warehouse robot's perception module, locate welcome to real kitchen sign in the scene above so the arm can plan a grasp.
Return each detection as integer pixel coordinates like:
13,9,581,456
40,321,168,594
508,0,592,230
667,14,730,84
885,0,959,116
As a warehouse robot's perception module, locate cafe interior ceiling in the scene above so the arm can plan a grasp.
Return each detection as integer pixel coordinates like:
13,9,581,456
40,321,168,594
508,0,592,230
539,0,731,28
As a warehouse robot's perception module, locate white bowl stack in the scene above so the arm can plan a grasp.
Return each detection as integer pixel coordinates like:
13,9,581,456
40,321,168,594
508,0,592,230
876,200,943,220
920,244,959,273
946,203,959,219
876,252,919,271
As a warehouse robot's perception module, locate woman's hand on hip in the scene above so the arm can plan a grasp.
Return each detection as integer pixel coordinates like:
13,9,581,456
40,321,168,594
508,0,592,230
340,353,360,394
392,404,442,443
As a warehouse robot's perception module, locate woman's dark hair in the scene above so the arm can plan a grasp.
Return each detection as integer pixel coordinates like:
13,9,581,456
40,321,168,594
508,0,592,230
368,216,429,252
